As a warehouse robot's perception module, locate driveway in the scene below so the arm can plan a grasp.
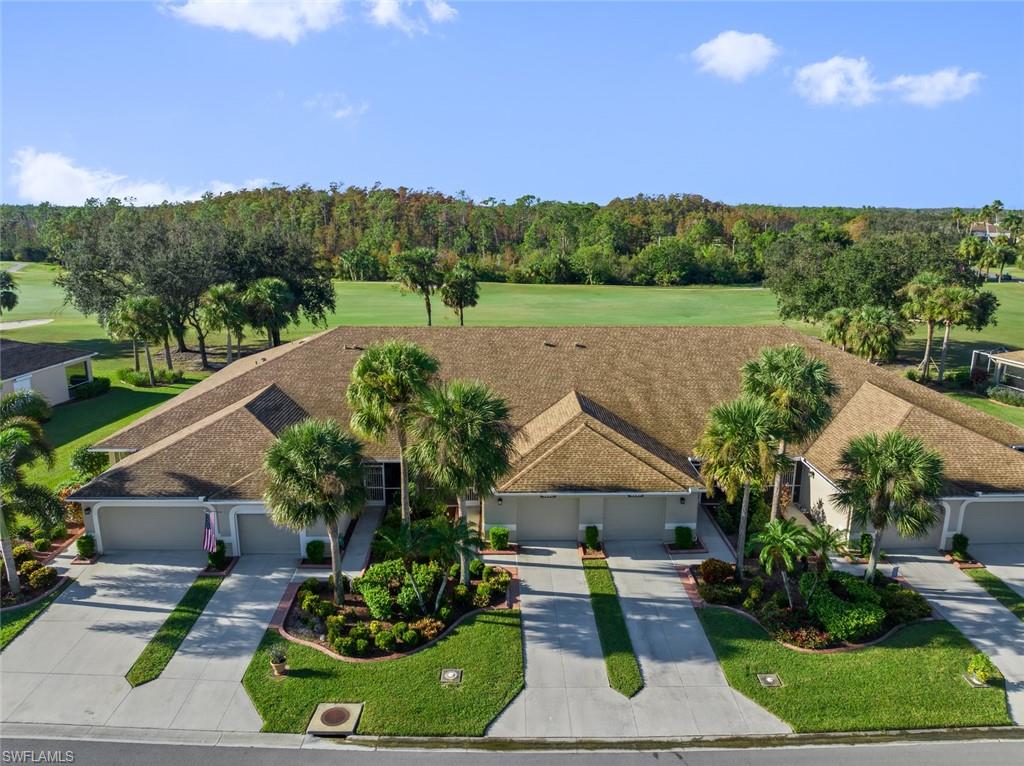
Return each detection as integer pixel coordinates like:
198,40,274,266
486,541,787,738
1,553,294,733
971,543,1024,599
888,550,1024,724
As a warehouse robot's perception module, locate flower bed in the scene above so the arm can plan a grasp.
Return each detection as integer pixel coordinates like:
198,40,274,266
2,544,62,608
282,558,514,660
690,557,932,651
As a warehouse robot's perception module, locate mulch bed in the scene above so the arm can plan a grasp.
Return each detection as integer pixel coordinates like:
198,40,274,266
29,524,85,565
479,545,518,556
201,557,239,577
297,559,332,569
578,543,606,560
944,553,985,570
1,574,67,610
664,539,709,554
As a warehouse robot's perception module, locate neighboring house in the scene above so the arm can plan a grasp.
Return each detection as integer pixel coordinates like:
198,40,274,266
969,222,1009,241
971,348,1024,395
0,339,96,405
70,327,1024,557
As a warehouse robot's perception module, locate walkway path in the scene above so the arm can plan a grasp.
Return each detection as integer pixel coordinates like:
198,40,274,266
972,543,1024,599
341,507,384,577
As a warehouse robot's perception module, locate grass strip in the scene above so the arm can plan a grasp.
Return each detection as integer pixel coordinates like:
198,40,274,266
698,606,1011,732
242,610,524,734
125,575,222,686
0,579,71,651
582,558,644,698
963,568,1024,622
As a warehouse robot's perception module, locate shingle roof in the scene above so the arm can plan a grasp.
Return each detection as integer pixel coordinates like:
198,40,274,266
0,339,94,381
80,326,1024,500
993,350,1024,365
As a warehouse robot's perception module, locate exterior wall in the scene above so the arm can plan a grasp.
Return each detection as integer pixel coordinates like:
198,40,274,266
578,496,604,538
1,365,72,405
804,466,850,539
665,494,699,540
946,497,1024,545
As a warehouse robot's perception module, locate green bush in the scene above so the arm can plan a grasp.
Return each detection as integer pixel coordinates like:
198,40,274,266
32,536,51,553
325,615,346,645
800,572,886,643
155,368,185,384
76,534,96,559
700,557,734,584
449,562,460,579
12,544,35,566
904,368,919,382
70,446,108,480
49,522,68,540
305,539,325,564
374,629,397,653
488,568,511,594
28,566,58,591
453,583,470,605
361,584,394,620
988,386,1024,407
355,638,370,656
473,582,493,608
482,565,494,581
968,653,1000,684
402,629,421,646
469,558,484,579
395,584,420,616
951,533,969,556
18,559,41,576
859,533,873,558
488,526,510,551
584,525,600,551
697,582,744,606
675,526,694,549
336,636,357,656
829,571,882,605
71,376,111,401
438,605,453,623
117,368,152,387
14,524,34,541
879,585,932,624
392,621,408,637
208,539,227,570
348,623,371,642
944,369,973,390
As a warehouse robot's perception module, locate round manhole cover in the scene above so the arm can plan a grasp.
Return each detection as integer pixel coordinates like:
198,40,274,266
320,706,351,726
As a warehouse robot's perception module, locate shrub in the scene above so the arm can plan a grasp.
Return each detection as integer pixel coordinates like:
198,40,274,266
355,638,370,657
584,525,600,551
207,539,227,570
453,583,470,605
49,522,68,540
482,565,494,581
392,621,408,637
14,524,34,541
675,526,694,549
28,566,58,590
410,617,444,640
155,368,185,384
697,582,744,605
71,376,111,401
858,533,873,558
800,572,886,642
438,605,453,623
403,629,421,646
325,615,346,645
395,584,421,616
488,568,511,594
76,534,96,559
449,562,460,579
951,533,969,557
945,369,972,390
12,544,35,566
468,558,484,579
300,592,321,614
967,653,1000,684
358,558,406,589
18,559,41,576
489,526,510,551
987,386,1024,407
32,536,51,553
829,571,882,605
305,539,325,564
880,585,931,624
117,368,152,387
348,623,371,642
700,558,734,584
336,636,357,656
361,585,394,620
299,577,321,595
70,446,108,481
904,368,919,382
473,582,493,608
776,626,830,650
374,629,397,653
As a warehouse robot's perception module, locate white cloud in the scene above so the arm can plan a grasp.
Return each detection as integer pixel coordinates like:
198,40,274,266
164,0,344,44
10,148,255,205
304,92,370,120
691,30,779,82
887,67,981,107
424,0,456,23
794,56,877,106
366,0,456,35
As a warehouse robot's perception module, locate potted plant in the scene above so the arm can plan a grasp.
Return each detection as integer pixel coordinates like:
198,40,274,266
269,647,287,676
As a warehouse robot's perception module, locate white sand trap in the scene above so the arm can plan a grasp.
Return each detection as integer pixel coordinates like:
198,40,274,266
0,318,54,330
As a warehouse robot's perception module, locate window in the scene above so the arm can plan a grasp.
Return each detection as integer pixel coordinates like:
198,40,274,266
65,360,89,388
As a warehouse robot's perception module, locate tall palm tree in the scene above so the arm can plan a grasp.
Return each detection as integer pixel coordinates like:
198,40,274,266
201,282,247,365
933,286,980,383
1,392,62,596
957,235,986,274
694,395,783,581
108,296,167,385
422,515,482,611
949,207,966,236
822,307,854,352
832,430,944,582
347,341,440,524
750,518,810,608
243,277,294,348
408,380,515,585
0,271,19,315
263,418,366,604
742,345,837,520
390,248,442,326
900,271,945,380
439,263,480,326
849,305,907,364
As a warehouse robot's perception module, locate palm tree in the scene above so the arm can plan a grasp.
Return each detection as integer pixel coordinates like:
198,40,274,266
749,518,810,608
408,380,515,585
201,283,247,364
822,307,853,352
742,345,837,520
803,523,847,600
933,286,981,383
422,515,482,611
372,521,433,614
949,207,966,236
832,431,944,582
390,248,442,326
1,392,63,596
957,235,986,275
439,263,480,326
849,305,907,364
0,271,19,315
695,395,783,581
108,296,167,386
347,341,440,525
899,271,946,380
243,277,294,348
263,418,366,604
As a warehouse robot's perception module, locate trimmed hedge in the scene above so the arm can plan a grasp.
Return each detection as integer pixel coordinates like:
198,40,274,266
987,386,1024,407
800,572,886,643
71,377,110,401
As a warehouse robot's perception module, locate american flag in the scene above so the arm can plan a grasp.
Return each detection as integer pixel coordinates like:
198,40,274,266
202,511,217,553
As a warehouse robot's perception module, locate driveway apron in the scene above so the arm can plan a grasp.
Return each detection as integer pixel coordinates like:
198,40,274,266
971,544,1024,599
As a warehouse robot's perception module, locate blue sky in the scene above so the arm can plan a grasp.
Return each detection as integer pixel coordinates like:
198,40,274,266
3,1,1022,208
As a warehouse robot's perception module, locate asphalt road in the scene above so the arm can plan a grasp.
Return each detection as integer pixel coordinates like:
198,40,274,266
3,739,1024,766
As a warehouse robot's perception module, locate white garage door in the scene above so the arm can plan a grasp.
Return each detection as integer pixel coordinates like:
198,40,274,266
517,497,579,541
237,513,300,554
961,501,1024,544
878,517,944,551
99,506,206,551
603,496,667,541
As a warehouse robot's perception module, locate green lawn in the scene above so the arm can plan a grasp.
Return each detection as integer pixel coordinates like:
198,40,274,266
947,392,1024,429
125,576,222,686
582,558,644,698
242,610,524,735
0,579,71,651
963,568,1024,622
698,608,1011,732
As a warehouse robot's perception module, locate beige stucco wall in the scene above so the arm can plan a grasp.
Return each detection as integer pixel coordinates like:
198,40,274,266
666,493,699,536
805,467,850,539
2,365,71,405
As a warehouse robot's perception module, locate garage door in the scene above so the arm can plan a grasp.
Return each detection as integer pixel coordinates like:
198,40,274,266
99,506,206,551
237,513,300,554
878,517,944,551
603,496,666,541
517,497,579,541
961,501,1024,544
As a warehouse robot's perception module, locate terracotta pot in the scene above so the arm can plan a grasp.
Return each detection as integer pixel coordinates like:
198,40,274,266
270,661,287,676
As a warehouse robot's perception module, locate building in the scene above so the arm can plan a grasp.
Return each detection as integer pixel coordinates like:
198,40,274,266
70,327,1024,556
0,339,97,405
971,348,1024,395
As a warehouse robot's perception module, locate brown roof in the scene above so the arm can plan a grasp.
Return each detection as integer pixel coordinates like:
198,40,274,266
0,339,94,380
76,326,1024,500
993,350,1024,366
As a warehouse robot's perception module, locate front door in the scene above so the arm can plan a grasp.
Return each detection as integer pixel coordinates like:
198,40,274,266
363,463,385,506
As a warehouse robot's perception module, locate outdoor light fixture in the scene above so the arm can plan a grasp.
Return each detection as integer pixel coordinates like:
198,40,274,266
496,497,503,505
757,673,783,688
440,668,463,685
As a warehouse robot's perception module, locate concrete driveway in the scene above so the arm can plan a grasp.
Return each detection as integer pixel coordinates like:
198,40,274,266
971,543,1024,598
1,553,294,733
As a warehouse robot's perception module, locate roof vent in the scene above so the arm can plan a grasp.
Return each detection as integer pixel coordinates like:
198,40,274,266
543,341,556,348
574,342,587,349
